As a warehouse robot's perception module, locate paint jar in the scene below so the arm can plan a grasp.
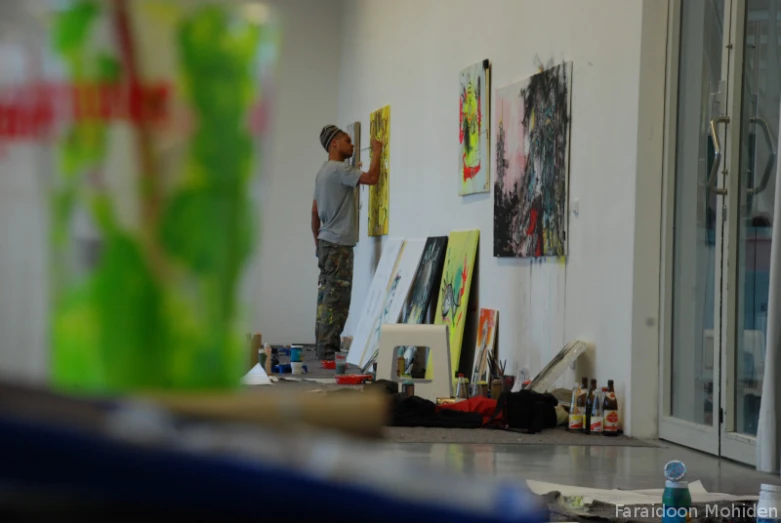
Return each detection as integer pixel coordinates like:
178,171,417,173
290,347,302,363
490,379,503,399
335,362,347,375
478,381,489,397
397,356,405,377
757,484,781,523
291,362,304,375
402,381,415,397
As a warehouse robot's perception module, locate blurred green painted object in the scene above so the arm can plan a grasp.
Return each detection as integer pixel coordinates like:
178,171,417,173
46,0,278,392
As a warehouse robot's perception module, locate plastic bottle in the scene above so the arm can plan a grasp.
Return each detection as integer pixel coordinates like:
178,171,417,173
583,378,596,433
455,374,468,399
662,460,692,523
757,484,781,523
589,388,604,433
603,379,620,436
568,381,583,430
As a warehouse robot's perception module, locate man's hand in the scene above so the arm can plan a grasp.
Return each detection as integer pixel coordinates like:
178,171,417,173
358,140,383,185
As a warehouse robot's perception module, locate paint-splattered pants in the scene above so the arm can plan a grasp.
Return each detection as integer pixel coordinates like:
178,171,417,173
316,240,353,360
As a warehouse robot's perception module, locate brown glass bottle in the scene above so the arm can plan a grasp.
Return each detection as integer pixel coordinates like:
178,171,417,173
583,378,597,433
603,379,619,436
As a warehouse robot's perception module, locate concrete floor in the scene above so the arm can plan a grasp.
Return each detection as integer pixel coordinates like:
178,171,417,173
275,347,781,497
368,441,781,495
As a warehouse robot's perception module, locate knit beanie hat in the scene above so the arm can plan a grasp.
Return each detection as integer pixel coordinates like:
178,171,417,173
320,124,342,151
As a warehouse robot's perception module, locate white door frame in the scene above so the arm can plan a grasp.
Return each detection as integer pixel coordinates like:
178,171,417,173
660,0,758,466
719,0,759,467
659,0,734,457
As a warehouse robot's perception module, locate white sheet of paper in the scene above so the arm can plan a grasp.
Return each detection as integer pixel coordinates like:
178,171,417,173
241,363,272,385
526,479,758,507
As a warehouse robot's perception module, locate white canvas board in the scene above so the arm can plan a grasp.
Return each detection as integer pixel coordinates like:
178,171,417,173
525,339,592,393
376,324,452,402
358,238,427,369
346,238,404,366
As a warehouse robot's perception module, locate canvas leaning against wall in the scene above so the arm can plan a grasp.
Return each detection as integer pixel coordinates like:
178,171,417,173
359,239,427,371
494,61,572,258
429,229,479,379
459,59,491,196
368,105,390,236
399,236,448,376
400,236,448,326
471,308,498,386
346,238,403,367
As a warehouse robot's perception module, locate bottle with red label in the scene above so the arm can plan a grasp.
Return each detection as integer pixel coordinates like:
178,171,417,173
603,379,620,436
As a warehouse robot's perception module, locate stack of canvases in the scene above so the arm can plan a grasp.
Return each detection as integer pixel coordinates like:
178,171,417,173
345,230,498,388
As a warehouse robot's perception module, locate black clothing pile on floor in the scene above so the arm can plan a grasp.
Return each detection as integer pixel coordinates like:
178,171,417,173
388,388,560,433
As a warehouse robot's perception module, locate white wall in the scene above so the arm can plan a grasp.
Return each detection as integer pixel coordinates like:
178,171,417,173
248,0,344,345
336,0,667,436
0,1,52,384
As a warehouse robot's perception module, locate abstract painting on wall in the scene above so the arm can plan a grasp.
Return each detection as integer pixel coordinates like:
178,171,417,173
345,122,361,241
494,61,572,258
459,59,491,195
429,229,479,379
368,105,390,236
470,308,498,386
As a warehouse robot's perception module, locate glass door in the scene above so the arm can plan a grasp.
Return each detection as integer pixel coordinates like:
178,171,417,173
659,0,740,454
720,0,779,466
663,0,778,466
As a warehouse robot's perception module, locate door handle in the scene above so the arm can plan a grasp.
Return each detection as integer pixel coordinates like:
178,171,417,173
708,116,730,196
747,116,776,196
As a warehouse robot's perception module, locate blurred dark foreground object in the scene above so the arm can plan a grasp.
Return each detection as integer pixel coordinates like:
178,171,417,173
0,381,549,523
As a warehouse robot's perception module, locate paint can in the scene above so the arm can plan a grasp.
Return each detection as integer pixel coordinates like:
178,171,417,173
490,379,503,399
402,381,415,397
335,361,347,375
478,381,489,397
290,346,302,362
291,362,304,375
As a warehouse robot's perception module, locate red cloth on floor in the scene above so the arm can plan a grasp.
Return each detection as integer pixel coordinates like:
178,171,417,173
436,396,502,426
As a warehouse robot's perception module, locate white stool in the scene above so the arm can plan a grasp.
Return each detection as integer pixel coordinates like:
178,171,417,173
376,324,452,402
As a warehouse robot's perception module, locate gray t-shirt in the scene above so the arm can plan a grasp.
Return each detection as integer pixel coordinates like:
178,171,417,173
314,160,361,246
